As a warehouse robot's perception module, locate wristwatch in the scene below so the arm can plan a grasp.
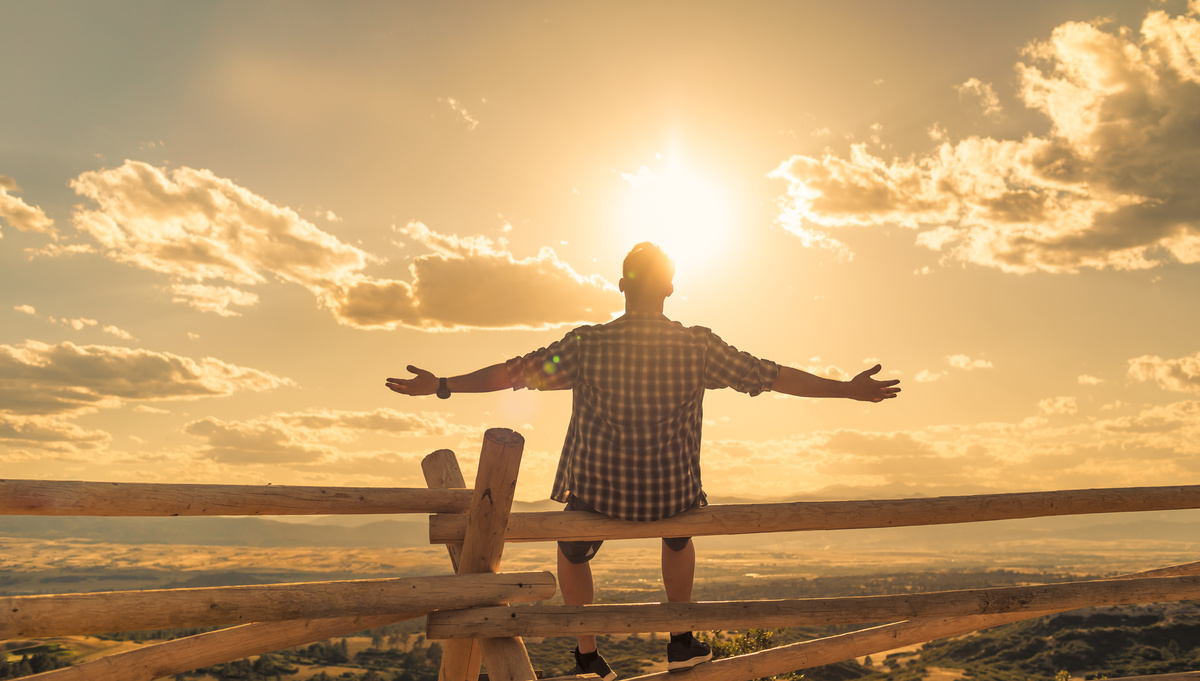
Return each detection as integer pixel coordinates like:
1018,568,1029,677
436,377,451,399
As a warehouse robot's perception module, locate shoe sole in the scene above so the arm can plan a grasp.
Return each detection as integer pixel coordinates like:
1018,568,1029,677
667,652,712,671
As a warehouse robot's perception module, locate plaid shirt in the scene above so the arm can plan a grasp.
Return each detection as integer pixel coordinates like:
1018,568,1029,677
505,312,780,522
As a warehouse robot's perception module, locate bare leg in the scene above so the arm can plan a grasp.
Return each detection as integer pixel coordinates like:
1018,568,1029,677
558,546,597,654
661,538,696,635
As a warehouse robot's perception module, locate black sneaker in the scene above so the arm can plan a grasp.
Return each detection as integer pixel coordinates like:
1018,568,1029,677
667,634,712,671
571,647,617,681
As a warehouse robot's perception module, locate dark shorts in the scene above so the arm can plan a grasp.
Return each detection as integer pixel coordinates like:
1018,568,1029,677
557,495,692,564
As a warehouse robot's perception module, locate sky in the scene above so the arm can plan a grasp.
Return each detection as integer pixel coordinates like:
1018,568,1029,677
3,0,1200,504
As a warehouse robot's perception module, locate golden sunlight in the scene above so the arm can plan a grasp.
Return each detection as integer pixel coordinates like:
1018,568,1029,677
616,155,734,281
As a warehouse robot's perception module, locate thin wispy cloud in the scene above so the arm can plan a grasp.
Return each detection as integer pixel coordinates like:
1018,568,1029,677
185,407,466,465
771,3,1200,273
438,96,480,131
0,340,291,417
0,340,290,453
955,78,1003,118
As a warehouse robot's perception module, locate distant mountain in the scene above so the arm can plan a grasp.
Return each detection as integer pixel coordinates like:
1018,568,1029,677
4,509,1200,552
0,515,431,548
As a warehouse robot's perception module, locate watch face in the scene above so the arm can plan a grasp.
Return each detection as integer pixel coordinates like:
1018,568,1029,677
437,378,450,399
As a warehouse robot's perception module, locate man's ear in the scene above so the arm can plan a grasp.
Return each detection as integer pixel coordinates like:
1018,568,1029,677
618,277,627,293
665,282,674,298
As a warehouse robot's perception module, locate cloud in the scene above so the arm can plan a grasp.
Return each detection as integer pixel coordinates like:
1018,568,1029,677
956,78,1003,118
1038,396,1079,415
65,161,618,330
11,305,137,340
0,340,291,416
324,222,620,331
1078,374,1105,385
771,3,1200,273
0,175,55,237
915,370,946,382
1129,350,1200,393
438,96,480,131
171,283,260,317
0,413,110,449
185,417,330,464
185,407,463,464
69,160,371,316
948,354,994,370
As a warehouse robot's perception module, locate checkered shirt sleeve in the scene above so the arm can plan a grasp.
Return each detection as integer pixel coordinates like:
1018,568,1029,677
506,314,780,521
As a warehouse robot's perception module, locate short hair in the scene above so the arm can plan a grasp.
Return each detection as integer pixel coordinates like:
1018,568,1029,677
622,242,675,292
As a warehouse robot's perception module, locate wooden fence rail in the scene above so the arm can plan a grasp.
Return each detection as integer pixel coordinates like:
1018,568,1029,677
4,571,555,638
24,614,417,681
0,479,472,516
427,574,1200,638
429,484,1200,543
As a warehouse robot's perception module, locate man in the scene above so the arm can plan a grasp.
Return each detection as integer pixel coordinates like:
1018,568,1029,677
386,242,900,678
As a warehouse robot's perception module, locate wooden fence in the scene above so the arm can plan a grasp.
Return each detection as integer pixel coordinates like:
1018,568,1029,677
3,426,1200,681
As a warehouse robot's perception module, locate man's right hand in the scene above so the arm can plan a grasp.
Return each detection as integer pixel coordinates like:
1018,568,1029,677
385,365,438,396
845,364,901,403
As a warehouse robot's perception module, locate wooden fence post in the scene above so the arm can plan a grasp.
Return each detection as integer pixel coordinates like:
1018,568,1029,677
432,429,537,681
424,449,484,679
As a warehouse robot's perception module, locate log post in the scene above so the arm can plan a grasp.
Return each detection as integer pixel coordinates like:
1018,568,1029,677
433,429,537,681
424,449,484,679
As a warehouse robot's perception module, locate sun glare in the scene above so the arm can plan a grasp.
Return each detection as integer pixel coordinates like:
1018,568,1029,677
617,156,734,282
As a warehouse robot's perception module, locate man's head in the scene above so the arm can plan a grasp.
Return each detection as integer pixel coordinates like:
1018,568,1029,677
620,242,675,307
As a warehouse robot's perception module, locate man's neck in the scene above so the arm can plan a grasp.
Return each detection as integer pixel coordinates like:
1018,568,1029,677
624,298,666,315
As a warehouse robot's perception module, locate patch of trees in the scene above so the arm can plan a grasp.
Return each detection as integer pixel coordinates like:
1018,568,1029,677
879,603,1200,681
0,652,72,679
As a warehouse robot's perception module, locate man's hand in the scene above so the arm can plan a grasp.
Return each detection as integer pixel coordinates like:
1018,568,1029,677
385,365,438,396
846,364,901,403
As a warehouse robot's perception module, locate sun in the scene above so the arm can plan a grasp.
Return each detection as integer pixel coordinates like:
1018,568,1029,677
616,154,734,282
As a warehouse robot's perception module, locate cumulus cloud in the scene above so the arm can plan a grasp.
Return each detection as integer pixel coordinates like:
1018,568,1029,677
186,407,463,464
65,161,618,330
1129,350,1200,393
69,160,371,316
771,3,1200,273
325,222,619,331
0,340,291,416
0,175,55,237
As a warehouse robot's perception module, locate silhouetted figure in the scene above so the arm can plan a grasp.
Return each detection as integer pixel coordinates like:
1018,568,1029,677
387,242,900,677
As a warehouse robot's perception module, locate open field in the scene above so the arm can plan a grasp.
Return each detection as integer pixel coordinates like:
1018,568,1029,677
5,510,1200,679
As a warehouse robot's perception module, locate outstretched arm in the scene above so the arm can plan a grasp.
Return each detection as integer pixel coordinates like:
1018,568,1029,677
385,363,513,397
770,364,900,403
